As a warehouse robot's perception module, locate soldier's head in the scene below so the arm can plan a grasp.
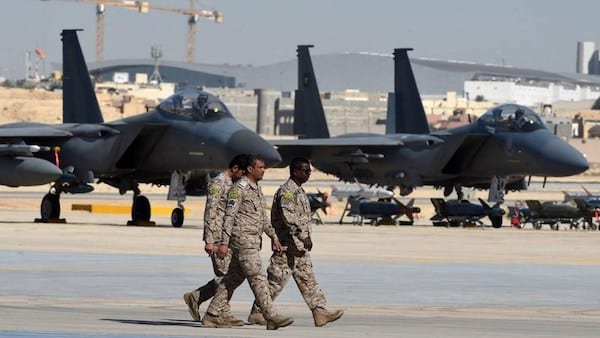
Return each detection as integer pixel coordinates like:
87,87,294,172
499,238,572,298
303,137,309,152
245,154,266,183
228,154,251,182
289,157,311,185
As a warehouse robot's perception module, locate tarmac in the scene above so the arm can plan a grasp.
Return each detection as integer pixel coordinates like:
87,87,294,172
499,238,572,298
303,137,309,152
1,180,600,338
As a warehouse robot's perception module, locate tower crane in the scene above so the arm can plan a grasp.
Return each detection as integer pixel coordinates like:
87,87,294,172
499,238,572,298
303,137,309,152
41,0,223,63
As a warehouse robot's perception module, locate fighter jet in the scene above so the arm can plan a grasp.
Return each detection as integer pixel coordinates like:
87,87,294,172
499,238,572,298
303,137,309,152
273,45,589,202
0,29,281,227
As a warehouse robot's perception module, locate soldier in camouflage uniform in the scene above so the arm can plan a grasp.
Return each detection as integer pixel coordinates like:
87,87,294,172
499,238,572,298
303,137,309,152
202,155,294,330
183,154,250,325
248,157,344,327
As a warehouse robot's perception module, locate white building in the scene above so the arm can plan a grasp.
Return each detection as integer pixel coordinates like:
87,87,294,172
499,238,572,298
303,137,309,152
465,79,600,107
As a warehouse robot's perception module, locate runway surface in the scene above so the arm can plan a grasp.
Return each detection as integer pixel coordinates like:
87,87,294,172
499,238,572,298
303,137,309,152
2,249,600,338
1,181,600,337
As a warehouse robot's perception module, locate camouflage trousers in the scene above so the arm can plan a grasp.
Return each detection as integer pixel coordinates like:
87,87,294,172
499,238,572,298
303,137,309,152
206,247,277,320
191,248,233,315
253,250,326,313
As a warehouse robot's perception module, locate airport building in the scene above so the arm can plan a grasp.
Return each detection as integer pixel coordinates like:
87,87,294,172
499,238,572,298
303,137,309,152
85,52,600,108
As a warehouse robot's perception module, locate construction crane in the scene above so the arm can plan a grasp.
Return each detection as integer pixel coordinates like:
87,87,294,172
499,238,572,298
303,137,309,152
41,0,223,63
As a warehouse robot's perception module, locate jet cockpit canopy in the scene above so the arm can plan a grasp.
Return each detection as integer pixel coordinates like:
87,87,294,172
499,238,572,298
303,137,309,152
478,104,545,132
158,89,233,121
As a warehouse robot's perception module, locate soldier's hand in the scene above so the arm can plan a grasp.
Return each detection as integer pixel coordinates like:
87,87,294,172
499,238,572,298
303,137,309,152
272,239,283,255
217,243,229,259
204,243,214,255
302,236,313,251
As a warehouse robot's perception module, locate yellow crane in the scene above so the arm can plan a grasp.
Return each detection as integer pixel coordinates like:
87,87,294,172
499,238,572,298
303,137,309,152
41,0,223,63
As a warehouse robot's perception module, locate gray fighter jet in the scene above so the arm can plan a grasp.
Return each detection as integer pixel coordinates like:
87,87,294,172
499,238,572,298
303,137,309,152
0,30,281,227
273,46,588,202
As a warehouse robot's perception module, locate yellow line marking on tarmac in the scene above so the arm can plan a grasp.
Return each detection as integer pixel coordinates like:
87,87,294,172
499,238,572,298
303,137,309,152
71,204,190,216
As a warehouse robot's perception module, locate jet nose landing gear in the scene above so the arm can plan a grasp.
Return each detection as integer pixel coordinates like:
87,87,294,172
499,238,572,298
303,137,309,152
171,207,184,228
36,192,65,223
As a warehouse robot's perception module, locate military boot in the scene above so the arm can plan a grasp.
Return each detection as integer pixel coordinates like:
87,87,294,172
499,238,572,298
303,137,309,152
201,312,232,328
266,314,294,330
224,314,245,327
247,309,267,325
183,292,200,321
312,307,344,327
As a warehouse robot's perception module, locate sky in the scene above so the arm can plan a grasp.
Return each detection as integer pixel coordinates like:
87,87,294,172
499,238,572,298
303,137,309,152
1,0,600,80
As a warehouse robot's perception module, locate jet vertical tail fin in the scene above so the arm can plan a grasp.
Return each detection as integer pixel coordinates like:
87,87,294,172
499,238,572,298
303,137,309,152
386,48,429,134
61,29,104,124
294,45,330,139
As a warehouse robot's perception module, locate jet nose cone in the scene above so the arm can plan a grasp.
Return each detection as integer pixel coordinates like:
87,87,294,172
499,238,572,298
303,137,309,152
227,129,282,167
541,138,589,176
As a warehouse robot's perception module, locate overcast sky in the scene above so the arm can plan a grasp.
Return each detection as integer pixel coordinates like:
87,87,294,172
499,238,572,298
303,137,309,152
1,0,600,80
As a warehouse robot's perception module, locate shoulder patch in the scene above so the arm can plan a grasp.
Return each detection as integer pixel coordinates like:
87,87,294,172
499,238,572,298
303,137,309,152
282,191,294,202
229,189,241,199
208,185,220,196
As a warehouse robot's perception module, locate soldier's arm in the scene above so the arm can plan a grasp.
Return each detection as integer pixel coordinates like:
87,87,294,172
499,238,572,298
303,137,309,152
202,181,221,244
260,190,279,242
262,208,279,242
280,190,310,241
220,185,243,246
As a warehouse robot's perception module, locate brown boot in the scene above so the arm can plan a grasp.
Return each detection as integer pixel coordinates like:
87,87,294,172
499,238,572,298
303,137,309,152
224,314,245,327
201,312,232,328
247,310,267,325
312,307,344,327
183,292,200,321
266,314,294,330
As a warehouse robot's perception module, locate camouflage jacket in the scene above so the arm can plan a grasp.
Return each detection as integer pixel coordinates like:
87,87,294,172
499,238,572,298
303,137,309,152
221,176,278,249
271,178,312,251
203,172,231,244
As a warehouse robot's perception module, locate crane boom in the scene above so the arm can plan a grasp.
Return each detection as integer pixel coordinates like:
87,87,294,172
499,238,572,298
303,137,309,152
41,0,222,62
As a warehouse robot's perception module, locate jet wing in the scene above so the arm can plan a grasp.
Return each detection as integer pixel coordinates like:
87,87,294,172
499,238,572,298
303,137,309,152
272,136,404,167
0,126,73,156
440,134,490,174
272,136,404,147
0,126,73,138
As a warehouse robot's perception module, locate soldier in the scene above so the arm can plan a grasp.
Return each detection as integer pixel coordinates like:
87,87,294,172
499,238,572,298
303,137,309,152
247,157,344,327
201,155,294,330
183,154,250,326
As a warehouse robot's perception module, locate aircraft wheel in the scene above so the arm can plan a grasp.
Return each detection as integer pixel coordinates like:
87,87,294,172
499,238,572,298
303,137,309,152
41,193,60,220
551,222,560,231
570,220,580,230
490,216,502,228
171,208,184,228
533,221,542,230
132,195,151,222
